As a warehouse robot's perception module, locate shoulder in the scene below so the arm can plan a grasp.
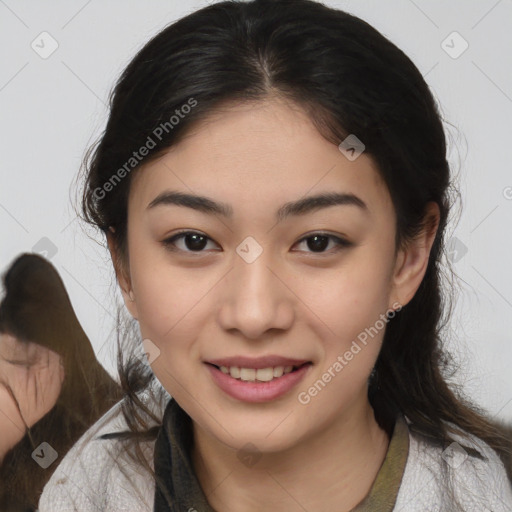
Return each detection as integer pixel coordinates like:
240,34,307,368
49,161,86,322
38,383,170,512
394,418,512,511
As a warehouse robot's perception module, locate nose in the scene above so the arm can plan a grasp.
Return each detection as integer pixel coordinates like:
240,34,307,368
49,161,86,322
217,250,295,340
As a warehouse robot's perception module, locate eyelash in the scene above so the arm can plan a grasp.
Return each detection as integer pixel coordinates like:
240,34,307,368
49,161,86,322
162,230,353,256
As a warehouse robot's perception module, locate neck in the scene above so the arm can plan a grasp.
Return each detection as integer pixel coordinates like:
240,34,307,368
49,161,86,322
191,396,390,512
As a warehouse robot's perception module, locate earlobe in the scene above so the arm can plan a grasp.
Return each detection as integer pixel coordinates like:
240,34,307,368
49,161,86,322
390,202,440,308
106,228,138,320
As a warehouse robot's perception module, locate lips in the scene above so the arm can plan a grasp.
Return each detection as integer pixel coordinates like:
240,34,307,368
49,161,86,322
205,359,313,402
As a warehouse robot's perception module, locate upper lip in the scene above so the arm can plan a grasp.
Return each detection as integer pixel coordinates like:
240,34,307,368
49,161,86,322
205,356,311,369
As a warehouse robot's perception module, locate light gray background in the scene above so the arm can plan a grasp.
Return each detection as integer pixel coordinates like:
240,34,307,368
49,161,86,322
0,0,511,422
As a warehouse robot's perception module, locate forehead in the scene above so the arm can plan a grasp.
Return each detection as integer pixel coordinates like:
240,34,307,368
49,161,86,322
129,98,392,219
0,332,38,356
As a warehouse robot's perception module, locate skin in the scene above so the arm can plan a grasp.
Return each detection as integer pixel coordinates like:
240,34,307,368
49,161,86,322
0,333,64,463
109,96,439,512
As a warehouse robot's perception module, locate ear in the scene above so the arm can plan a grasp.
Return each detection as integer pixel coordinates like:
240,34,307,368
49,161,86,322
389,202,440,309
107,228,138,320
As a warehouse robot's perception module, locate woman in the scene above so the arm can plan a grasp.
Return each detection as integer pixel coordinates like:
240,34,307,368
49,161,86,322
39,0,512,510
0,253,123,510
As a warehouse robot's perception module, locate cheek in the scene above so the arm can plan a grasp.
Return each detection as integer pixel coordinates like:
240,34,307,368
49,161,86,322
293,248,394,402
295,264,391,412
131,265,203,400
128,250,216,379
127,231,195,336
132,268,198,343
297,253,393,337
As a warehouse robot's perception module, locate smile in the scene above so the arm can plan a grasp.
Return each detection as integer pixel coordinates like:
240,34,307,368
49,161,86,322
205,362,312,403
216,364,300,382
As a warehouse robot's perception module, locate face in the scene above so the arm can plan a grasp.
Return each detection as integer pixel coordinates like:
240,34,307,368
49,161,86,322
114,97,429,454
0,332,64,431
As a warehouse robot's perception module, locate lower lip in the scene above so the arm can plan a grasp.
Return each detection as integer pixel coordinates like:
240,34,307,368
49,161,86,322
206,363,312,403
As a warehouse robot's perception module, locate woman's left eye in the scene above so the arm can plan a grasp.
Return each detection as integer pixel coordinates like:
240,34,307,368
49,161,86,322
162,231,352,254
293,233,352,254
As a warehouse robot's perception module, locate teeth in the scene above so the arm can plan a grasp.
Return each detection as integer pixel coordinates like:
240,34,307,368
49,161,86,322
255,368,274,382
230,366,240,378
217,364,299,381
273,366,284,378
240,368,256,381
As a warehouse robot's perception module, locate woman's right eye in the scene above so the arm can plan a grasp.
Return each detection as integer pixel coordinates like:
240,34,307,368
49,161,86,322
162,231,220,253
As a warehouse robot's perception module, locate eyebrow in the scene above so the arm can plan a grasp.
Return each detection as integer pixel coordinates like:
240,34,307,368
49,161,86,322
147,190,368,222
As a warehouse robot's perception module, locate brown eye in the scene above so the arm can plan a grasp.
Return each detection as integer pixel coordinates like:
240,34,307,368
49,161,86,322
305,235,330,252
162,231,219,253
294,233,352,254
181,233,208,251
